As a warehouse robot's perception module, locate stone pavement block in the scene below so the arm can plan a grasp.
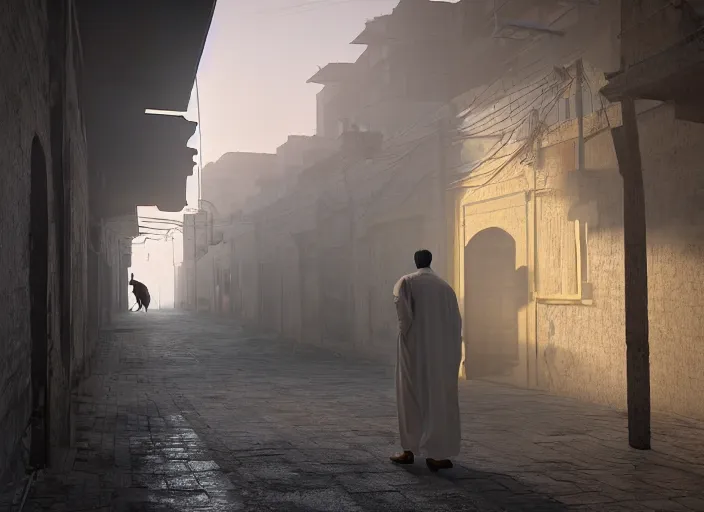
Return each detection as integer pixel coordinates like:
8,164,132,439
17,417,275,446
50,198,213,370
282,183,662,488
335,472,398,493
13,311,704,511
194,470,239,491
639,500,692,511
188,460,220,472
349,491,424,512
255,487,364,512
676,497,704,511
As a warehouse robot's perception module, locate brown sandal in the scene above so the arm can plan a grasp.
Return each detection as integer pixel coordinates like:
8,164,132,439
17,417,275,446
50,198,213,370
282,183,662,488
426,458,453,472
389,451,415,465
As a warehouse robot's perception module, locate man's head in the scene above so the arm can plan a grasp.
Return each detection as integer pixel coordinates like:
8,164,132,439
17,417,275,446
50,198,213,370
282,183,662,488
414,249,432,269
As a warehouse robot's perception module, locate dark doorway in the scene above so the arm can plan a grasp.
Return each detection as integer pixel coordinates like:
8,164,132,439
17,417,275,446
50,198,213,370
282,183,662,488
464,227,520,379
29,136,50,468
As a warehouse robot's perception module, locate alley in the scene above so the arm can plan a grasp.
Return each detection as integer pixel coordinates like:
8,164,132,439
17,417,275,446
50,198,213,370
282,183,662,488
4,312,704,512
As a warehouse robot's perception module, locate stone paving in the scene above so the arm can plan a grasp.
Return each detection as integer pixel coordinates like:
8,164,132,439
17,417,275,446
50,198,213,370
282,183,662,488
3,311,704,511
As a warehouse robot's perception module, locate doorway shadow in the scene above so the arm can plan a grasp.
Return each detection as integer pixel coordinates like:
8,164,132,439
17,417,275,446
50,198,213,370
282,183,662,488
464,228,528,380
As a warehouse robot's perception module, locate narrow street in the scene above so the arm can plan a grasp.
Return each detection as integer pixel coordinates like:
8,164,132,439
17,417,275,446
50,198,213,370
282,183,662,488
5,311,704,512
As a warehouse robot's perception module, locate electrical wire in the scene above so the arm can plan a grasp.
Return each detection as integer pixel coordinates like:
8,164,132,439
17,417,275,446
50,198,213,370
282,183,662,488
454,79,571,191
460,77,558,138
354,76,567,222
264,70,565,227
456,0,593,125
139,217,183,225
201,0,599,232
463,56,571,115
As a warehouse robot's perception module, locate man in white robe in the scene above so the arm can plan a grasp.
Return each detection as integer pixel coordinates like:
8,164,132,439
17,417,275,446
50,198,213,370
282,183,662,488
390,249,462,471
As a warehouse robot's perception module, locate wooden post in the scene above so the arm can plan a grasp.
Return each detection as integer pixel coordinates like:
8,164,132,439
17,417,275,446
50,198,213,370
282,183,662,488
610,97,651,450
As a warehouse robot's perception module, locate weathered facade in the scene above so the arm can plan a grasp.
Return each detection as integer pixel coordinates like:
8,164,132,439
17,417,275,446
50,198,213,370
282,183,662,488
200,152,278,219
201,0,471,359
189,0,704,429
0,0,85,480
452,0,704,422
0,0,214,485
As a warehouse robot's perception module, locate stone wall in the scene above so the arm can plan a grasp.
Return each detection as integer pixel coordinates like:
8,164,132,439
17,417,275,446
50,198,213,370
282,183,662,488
0,0,91,483
66,29,91,391
0,0,52,482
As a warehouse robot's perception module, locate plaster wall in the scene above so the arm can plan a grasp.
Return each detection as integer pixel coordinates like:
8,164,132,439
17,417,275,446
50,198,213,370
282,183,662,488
232,228,260,325
457,102,704,420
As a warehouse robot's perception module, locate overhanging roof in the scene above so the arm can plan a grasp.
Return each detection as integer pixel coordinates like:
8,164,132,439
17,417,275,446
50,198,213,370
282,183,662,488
77,0,216,112
307,63,356,85
92,114,198,217
351,15,391,45
350,1,459,46
77,0,216,216
601,31,704,104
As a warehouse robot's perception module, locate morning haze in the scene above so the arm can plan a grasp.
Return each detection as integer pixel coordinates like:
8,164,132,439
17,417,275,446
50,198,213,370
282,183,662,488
196,0,400,161
3,0,704,510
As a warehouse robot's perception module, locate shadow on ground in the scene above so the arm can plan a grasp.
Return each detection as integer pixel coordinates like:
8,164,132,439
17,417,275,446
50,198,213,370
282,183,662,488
3,312,704,511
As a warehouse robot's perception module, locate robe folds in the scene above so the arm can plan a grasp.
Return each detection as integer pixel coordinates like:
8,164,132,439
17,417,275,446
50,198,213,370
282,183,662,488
393,268,462,460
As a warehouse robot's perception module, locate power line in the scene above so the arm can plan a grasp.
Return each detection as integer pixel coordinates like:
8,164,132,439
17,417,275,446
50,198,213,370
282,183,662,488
139,216,183,223
453,79,571,191
459,76,557,138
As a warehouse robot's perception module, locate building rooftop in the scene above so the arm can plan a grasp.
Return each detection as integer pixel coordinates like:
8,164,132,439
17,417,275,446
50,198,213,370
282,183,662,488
307,63,357,85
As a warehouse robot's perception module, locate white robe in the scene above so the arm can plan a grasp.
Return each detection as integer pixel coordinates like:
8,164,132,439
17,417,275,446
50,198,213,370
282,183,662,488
393,268,462,460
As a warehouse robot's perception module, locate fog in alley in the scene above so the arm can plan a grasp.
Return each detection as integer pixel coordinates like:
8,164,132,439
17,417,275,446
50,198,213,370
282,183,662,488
4,0,704,511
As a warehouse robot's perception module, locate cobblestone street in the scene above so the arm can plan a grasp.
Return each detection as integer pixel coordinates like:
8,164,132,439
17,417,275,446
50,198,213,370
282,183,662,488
3,311,704,511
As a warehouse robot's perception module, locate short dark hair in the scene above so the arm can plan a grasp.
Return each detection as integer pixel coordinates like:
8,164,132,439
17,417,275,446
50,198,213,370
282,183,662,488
414,249,432,269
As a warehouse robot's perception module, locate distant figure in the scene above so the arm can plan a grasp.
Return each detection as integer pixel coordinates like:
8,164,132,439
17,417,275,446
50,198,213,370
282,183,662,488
129,273,151,312
390,249,463,472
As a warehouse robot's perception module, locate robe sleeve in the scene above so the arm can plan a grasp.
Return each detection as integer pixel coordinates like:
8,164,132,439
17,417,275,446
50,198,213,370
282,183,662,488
394,278,413,337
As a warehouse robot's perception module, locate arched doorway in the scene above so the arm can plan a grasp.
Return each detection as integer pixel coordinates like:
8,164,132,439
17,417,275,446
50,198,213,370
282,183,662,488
464,227,520,379
29,136,49,468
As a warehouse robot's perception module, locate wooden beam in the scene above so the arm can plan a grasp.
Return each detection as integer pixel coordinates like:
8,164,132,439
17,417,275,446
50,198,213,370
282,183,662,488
601,32,704,102
674,101,704,123
610,97,651,450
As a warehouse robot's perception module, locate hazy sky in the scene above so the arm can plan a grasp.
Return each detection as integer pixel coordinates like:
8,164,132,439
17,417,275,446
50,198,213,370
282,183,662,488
185,0,400,165
138,2,399,257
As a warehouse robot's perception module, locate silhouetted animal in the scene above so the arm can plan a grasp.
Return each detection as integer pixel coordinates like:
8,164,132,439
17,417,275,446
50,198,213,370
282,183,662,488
129,273,151,312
